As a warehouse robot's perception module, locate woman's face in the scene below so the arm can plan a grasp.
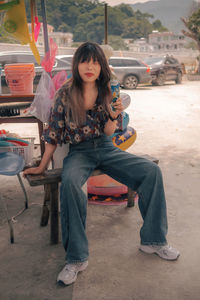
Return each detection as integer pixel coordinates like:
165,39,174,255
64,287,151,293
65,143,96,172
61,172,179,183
78,58,101,84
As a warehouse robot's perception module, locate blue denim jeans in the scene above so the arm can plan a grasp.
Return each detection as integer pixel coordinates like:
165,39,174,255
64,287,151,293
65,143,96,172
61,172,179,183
60,135,168,263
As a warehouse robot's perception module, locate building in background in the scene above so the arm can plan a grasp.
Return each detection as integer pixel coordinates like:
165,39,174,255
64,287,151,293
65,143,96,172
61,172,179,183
148,31,187,52
125,38,154,52
28,23,73,47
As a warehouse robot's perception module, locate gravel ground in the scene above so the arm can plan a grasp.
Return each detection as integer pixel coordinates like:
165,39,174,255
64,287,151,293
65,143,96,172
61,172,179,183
0,79,200,300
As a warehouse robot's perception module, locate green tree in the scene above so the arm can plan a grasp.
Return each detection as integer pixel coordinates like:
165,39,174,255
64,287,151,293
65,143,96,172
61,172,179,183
107,7,124,36
58,23,71,33
184,40,198,50
134,9,153,21
77,12,93,25
181,7,200,72
86,16,105,43
116,3,134,18
152,20,168,32
73,24,87,42
108,35,128,50
23,0,167,45
122,17,153,39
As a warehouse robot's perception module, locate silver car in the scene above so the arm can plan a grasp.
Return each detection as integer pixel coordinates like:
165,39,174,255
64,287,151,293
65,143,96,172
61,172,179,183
109,57,151,89
56,54,73,66
55,55,151,90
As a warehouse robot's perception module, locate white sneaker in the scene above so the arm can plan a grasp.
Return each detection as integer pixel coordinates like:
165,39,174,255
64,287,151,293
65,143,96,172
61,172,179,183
139,244,180,261
57,260,88,285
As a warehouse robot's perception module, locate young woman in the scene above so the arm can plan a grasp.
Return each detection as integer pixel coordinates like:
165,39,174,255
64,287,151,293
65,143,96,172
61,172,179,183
24,42,180,286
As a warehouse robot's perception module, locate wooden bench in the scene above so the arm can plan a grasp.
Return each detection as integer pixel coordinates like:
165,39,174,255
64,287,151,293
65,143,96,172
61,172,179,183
26,154,159,245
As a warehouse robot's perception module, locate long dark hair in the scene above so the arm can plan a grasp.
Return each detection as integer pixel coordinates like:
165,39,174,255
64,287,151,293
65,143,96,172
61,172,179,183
60,41,112,126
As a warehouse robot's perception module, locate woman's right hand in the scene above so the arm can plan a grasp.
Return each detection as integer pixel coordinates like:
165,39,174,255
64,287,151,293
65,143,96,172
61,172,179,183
23,143,57,178
23,166,44,177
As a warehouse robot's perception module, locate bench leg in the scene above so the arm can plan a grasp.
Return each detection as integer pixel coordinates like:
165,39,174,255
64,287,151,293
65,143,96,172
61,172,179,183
50,182,59,244
17,173,29,209
127,187,136,207
40,184,50,227
2,197,14,243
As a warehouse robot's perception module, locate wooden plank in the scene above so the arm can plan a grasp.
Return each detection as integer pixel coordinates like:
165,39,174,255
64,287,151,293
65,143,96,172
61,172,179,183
26,154,159,186
26,169,62,186
0,94,34,103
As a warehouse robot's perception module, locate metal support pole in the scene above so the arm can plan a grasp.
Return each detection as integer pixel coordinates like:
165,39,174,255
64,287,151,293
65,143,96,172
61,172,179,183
40,0,49,157
40,0,49,54
104,3,108,44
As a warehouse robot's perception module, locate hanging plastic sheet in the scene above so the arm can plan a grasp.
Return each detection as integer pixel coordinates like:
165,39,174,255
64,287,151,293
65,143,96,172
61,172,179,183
29,70,56,123
2,0,40,64
41,38,58,73
30,0,41,42
29,68,68,123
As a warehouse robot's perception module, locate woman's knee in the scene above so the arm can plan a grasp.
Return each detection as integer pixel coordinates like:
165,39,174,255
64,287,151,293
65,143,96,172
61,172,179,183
144,160,162,178
62,167,82,187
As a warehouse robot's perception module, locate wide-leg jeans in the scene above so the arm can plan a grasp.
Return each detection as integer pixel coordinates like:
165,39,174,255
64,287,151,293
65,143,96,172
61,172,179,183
60,135,168,263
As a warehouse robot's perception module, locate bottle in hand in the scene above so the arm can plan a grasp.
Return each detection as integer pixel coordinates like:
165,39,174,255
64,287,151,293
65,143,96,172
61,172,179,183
110,79,120,111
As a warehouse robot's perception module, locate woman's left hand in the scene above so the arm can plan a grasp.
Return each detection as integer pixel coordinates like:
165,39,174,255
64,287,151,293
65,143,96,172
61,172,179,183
110,97,124,119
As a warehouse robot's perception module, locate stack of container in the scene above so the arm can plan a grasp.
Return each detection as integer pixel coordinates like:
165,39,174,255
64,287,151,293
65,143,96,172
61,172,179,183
4,63,35,95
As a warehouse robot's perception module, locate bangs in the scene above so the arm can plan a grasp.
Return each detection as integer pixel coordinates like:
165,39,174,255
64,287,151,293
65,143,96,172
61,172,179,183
79,44,101,64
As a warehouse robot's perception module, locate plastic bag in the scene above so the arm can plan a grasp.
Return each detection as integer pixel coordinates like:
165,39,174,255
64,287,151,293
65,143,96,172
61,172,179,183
41,38,58,73
29,70,55,123
52,70,68,91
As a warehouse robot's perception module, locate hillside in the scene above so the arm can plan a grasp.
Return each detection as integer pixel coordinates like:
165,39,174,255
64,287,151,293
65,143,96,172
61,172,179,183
131,0,198,33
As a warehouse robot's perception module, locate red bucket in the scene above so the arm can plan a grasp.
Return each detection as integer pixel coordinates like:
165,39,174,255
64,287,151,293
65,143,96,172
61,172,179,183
4,63,35,95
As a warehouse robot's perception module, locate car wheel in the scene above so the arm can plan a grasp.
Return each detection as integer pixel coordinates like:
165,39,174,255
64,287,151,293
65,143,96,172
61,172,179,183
123,75,138,89
154,72,165,86
175,72,182,84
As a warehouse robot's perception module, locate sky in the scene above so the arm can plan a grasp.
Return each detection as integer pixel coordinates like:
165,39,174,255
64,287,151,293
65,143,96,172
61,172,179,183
98,0,158,6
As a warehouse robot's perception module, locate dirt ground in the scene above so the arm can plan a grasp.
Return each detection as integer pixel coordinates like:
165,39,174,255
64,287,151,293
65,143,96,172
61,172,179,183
0,79,200,300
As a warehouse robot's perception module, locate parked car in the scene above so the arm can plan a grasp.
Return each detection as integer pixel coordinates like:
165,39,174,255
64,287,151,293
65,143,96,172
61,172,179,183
143,55,182,86
57,55,151,90
0,51,72,92
56,54,73,66
108,57,151,89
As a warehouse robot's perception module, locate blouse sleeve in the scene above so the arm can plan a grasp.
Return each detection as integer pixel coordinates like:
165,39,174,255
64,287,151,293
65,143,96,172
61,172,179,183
42,92,66,145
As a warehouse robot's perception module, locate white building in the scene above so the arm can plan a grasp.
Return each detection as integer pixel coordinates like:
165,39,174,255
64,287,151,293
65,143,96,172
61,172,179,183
148,31,186,52
125,38,154,52
28,23,73,47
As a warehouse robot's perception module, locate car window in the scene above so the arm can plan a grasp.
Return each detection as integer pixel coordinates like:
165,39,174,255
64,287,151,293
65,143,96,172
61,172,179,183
123,59,140,67
14,54,36,64
61,57,73,64
109,58,141,67
0,55,15,67
109,59,124,67
0,53,45,67
55,58,65,67
168,57,177,64
143,57,164,65
0,54,24,66
59,58,72,67
165,58,172,65
165,57,179,65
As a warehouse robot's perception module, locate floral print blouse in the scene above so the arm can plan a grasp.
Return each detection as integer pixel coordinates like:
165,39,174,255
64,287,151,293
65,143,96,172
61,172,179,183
42,90,122,145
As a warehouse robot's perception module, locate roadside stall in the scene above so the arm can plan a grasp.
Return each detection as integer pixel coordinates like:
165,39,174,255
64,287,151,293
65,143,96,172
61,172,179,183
0,0,51,155
0,0,50,242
